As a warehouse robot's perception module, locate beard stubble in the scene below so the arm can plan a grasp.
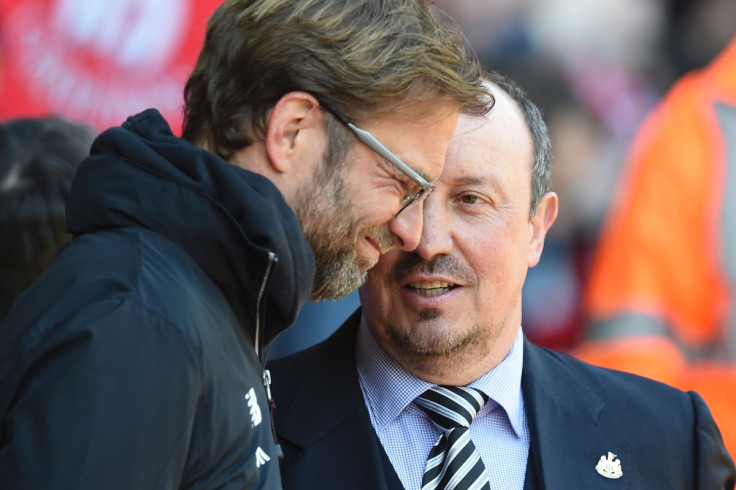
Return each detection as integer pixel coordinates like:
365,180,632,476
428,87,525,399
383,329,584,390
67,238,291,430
295,144,395,301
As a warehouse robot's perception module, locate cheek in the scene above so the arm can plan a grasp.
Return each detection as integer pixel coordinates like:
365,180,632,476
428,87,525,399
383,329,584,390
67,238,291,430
346,187,402,230
476,241,531,305
343,150,400,220
360,254,398,301
464,231,524,284
364,251,398,287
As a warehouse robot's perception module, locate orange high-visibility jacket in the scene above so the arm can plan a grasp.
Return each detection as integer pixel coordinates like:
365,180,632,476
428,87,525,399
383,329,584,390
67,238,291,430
579,37,736,459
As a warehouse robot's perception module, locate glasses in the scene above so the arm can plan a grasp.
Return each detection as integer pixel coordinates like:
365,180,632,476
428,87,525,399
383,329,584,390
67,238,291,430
318,101,435,216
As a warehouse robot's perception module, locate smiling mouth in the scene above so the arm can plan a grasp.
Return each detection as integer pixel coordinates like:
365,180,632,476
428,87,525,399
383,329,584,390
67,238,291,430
406,281,458,297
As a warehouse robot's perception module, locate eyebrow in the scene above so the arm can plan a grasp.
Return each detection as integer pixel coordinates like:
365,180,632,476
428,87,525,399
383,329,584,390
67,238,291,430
451,174,510,196
449,176,488,187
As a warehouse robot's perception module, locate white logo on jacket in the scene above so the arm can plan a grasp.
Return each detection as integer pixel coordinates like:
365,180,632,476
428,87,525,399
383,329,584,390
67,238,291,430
595,452,623,479
255,447,270,468
244,388,262,427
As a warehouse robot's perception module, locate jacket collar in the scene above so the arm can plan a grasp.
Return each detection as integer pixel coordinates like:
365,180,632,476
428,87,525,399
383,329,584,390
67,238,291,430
277,313,636,489
278,310,367,446
522,339,633,489
66,109,315,347
276,310,400,489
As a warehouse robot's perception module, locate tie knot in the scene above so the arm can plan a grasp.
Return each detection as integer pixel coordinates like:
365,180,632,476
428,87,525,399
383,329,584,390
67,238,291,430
415,386,488,431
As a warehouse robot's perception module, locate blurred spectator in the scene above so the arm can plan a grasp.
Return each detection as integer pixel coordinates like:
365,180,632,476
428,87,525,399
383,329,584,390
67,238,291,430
0,116,96,320
665,0,736,79
577,36,736,459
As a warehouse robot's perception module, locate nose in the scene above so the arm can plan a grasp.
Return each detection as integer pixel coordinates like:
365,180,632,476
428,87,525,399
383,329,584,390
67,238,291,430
412,198,452,261
387,203,423,251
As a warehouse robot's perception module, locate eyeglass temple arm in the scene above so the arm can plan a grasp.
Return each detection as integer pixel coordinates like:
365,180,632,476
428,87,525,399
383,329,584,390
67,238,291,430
345,123,431,188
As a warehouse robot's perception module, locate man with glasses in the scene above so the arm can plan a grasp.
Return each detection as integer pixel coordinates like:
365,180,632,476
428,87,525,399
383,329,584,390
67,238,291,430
318,101,436,216
0,0,489,488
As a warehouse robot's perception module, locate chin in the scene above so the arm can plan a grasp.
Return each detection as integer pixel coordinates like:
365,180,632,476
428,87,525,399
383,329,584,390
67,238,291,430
391,323,473,358
309,263,367,301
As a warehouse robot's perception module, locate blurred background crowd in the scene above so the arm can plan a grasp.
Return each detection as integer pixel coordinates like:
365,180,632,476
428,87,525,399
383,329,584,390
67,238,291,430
2,0,735,456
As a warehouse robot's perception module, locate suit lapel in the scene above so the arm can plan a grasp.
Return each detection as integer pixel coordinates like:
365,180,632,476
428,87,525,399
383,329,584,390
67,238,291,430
276,309,402,490
277,311,363,447
522,339,633,489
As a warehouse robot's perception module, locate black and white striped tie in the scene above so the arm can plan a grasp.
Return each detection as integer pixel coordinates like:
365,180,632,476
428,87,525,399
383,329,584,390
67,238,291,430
415,386,491,490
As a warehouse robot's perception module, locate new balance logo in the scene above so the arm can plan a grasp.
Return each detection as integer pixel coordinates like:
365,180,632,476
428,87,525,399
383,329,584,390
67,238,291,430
244,388,262,427
255,447,270,468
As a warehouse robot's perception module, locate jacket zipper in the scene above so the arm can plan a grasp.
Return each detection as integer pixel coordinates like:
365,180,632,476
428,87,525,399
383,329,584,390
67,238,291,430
254,251,277,359
254,251,282,451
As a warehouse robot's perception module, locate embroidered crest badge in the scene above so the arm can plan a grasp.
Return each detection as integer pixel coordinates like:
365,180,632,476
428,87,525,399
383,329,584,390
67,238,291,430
595,452,623,479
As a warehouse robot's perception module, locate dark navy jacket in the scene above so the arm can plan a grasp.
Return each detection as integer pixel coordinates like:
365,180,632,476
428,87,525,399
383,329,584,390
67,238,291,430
0,109,314,489
268,309,736,490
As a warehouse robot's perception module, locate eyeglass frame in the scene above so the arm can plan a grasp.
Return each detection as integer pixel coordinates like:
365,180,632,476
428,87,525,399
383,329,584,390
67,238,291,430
317,99,435,216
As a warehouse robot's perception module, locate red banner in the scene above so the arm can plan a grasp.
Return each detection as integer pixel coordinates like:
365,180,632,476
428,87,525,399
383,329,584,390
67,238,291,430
0,0,221,134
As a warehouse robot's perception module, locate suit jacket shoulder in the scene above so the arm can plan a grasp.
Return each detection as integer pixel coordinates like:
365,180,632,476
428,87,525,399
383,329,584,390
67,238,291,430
267,310,403,490
266,314,735,490
522,341,735,489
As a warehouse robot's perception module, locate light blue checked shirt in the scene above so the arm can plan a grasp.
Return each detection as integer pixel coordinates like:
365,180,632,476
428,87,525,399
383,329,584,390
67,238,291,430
356,320,530,490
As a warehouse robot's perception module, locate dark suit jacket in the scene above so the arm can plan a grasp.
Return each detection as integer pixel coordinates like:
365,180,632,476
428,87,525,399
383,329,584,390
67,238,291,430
267,309,735,489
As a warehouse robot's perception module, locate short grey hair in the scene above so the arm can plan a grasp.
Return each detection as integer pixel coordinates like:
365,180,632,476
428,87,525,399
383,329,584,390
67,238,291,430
485,71,552,218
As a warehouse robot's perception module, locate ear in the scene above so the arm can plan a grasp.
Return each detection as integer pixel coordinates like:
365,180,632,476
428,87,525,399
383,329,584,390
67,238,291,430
264,91,325,174
528,191,558,268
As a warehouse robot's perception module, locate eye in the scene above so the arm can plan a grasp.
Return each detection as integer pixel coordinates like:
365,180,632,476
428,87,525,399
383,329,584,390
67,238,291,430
460,194,481,205
400,193,414,207
396,176,420,206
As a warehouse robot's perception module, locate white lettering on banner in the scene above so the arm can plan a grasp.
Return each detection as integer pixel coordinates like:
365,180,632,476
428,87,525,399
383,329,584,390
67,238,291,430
1,0,192,128
53,0,187,67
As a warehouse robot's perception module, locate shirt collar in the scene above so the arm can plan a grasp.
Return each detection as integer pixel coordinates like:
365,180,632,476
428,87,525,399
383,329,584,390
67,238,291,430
356,317,525,437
